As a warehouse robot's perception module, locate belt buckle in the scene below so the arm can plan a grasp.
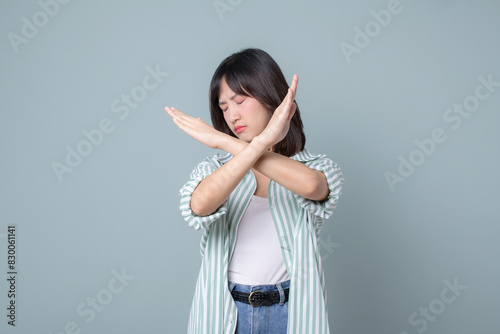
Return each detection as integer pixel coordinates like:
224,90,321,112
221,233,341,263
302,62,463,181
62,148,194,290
248,290,263,307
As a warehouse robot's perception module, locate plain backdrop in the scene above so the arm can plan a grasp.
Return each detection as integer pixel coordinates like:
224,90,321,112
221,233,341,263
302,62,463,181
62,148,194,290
1,0,499,333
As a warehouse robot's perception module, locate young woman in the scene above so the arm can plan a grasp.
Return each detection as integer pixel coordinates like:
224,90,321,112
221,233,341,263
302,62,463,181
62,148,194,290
165,48,344,334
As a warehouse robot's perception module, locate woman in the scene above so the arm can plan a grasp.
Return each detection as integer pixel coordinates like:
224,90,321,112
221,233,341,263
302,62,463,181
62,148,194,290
165,48,344,334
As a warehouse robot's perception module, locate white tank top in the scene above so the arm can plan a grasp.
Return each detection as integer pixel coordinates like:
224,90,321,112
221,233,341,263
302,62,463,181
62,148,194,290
228,195,290,285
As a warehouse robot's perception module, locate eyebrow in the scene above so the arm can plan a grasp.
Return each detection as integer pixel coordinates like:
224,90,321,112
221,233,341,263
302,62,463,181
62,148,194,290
218,94,238,106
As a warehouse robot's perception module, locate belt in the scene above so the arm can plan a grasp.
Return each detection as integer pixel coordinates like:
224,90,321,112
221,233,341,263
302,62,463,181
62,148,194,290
231,288,289,307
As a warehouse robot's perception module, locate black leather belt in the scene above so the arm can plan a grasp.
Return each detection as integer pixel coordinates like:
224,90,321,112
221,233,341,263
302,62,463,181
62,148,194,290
231,289,289,307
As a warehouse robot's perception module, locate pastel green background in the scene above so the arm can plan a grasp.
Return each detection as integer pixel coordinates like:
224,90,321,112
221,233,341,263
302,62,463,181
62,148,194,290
1,0,499,333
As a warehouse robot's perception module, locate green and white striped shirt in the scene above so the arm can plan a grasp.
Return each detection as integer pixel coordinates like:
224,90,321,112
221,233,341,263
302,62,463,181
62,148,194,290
179,148,344,334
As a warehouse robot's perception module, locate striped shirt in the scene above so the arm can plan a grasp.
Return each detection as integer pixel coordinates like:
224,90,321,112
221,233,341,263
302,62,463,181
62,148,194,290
179,148,344,334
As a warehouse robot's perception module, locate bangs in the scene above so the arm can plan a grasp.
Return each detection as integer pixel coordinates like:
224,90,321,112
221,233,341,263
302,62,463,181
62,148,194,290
223,72,252,98
220,61,262,101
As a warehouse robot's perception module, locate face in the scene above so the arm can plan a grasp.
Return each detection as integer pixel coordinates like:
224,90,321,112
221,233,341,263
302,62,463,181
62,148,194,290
218,76,270,143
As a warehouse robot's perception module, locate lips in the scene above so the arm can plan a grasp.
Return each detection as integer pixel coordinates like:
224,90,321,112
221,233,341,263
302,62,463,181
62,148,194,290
235,126,246,133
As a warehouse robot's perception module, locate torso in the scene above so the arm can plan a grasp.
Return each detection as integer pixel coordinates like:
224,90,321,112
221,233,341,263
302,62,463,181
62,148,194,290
251,168,270,198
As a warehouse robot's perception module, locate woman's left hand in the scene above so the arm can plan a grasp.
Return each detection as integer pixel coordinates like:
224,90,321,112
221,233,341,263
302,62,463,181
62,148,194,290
165,106,226,149
255,74,298,148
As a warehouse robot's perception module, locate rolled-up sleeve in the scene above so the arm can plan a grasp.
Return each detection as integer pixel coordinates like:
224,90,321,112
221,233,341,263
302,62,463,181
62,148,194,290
292,156,344,221
179,157,228,230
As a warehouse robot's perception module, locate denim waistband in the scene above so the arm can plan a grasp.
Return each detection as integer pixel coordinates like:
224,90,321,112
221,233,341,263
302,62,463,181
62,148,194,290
228,280,290,293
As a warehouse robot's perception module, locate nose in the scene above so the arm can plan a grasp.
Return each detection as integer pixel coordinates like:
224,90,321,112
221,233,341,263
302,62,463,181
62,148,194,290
226,106,241,123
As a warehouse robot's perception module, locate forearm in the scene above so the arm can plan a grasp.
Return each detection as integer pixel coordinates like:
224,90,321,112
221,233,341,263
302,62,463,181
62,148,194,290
190,137,268,216
219,135,330,201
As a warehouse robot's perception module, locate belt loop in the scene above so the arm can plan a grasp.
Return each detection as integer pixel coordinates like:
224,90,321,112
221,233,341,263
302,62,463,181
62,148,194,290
228,281,236,293
276,282,285,305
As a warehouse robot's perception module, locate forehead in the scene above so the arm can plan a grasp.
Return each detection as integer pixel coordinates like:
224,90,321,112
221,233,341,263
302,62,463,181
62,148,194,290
218,77,240,105
219,75,252,101
219,77,235,97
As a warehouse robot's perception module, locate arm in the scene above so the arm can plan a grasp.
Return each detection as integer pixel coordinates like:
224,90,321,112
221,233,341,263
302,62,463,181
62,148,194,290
218,135,329,201
166,74,328,216
188,136,269,217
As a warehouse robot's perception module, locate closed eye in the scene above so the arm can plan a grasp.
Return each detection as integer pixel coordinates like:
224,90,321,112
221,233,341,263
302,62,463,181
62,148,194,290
221,99,245,112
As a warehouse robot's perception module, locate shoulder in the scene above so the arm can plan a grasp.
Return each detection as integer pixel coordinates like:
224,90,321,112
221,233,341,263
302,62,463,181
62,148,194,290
291,148,329,163
291,148,342,173
189,151,232,173
204,151,232,166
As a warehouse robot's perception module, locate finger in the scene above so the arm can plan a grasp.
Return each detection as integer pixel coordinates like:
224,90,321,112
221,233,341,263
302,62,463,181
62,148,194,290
172,114,199,136
169,109,186,127
276,90,295,120
170,110,209,135
170,113,189,133
172,108,203,124
165,106,183,120
277,76,298,108
289,102,297,120
166,107,193,130
165,106,174,117
166,106,184,118
166,107,199,126
285,87,296,106
290,74,298,95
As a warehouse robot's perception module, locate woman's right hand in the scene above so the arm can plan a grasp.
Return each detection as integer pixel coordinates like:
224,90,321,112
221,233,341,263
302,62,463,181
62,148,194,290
165,106,227,149
255,74,299,148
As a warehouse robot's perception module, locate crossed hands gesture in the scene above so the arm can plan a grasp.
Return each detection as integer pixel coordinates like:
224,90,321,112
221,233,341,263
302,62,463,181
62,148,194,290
165,74,299,152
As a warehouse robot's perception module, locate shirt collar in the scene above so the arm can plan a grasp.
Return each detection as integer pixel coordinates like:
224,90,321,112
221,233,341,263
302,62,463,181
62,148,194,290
216,148,322,164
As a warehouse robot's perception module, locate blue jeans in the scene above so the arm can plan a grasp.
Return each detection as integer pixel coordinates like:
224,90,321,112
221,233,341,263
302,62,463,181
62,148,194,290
228,280,290,334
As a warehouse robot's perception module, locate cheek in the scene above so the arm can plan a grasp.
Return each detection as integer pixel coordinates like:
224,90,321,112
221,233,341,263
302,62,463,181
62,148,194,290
242,101,268,120
222,113,237,134
255,108,271,127
222,112,231,125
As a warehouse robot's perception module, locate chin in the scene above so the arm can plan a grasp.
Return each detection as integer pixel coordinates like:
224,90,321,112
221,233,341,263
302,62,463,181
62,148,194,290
234,133,253,143
241,137,252,143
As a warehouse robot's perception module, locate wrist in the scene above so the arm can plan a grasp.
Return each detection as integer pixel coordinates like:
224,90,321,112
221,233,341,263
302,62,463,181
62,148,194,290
250,135,272,154
218,133,251,154
216,133,233,151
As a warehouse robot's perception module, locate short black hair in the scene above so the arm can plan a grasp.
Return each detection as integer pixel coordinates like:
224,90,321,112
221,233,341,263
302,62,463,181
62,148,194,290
209,48,305,157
